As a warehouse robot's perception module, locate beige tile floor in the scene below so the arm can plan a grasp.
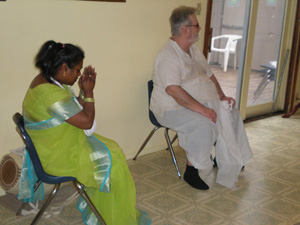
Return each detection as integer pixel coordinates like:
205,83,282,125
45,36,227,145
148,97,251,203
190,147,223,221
1,112,300,225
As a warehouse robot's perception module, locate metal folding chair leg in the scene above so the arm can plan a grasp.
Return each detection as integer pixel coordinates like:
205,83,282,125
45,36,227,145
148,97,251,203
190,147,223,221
254,70,270,96
170,134,178,145
31,183,60,225
166,133,178,150
253,78,271,102
73,181,106,225
133,126,160,160
165,128,181,178
253,70,271,102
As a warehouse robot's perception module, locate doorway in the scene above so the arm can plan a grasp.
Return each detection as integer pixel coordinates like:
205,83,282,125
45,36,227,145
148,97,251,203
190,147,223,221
206,0,295,120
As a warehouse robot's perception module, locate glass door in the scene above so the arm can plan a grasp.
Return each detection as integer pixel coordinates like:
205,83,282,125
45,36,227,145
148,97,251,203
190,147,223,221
243,0,287,118
209,0,248,101
209,0,293,120
248,0,285,106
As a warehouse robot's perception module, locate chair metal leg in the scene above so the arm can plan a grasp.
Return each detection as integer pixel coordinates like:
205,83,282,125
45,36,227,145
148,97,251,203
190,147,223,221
133,126,160,160
254,70,270,96
31,183,60,225
73,181,106,225
16,179,43,216
165,133,178,150
253,77,271,102
164,128,181,178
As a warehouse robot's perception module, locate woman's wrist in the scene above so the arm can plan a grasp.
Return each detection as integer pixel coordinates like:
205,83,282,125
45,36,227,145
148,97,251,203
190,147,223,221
84,97,95,103
79,90,85,100
80,90,94,103
83,91,94,98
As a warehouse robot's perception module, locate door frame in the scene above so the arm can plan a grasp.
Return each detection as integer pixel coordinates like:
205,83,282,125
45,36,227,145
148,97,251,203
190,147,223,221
284,1,300,114
203,0,213,58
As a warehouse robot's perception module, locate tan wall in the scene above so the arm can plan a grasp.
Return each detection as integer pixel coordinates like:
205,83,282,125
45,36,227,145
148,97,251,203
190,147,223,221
0,1,207,163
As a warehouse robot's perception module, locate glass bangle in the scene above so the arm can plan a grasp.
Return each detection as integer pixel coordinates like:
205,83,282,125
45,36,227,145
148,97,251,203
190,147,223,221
84,97,95,103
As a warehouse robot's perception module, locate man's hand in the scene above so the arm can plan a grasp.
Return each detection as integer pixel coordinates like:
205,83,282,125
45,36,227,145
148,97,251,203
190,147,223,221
220,96,236,108
166,85,217,123
210,74,236,108
201,107,217,123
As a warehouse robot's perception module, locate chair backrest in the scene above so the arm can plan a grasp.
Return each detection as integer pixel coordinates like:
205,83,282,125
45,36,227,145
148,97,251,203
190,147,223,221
13,113,75,184
147,80,162,128
211,34,242,53
229,39,238,52
225,35,242,53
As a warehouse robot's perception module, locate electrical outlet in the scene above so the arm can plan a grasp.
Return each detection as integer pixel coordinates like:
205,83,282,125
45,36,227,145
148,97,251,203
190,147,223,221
196,3,201,15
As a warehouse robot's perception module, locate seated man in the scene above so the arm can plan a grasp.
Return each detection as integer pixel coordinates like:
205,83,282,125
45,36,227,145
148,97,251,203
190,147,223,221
150,6,253,190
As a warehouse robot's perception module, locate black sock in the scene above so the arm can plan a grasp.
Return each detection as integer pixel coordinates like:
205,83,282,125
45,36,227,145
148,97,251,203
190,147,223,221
184,164,209,190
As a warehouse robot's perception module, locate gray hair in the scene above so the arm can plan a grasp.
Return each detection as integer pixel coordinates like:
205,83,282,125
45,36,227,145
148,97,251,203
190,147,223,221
169,6,196,36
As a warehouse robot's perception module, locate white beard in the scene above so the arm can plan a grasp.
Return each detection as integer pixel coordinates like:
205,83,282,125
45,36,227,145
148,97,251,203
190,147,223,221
189,34,199,44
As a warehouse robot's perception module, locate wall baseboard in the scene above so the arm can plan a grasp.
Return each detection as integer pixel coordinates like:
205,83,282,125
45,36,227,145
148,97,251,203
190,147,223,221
125,143,178,160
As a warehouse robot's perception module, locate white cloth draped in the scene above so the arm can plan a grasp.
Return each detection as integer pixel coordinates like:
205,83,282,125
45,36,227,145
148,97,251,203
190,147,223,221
208,100,252,188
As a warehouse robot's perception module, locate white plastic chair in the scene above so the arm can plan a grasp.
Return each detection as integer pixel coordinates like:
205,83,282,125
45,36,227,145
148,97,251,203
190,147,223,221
208,35,242,72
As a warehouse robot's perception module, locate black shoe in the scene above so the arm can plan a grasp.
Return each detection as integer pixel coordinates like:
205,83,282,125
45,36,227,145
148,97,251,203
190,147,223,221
183,165,209,190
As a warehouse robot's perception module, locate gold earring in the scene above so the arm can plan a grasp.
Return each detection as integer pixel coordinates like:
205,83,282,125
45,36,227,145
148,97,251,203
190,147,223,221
63,72,66,77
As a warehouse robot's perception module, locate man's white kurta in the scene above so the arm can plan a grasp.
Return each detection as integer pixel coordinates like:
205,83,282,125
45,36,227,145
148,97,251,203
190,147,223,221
150,39,253,189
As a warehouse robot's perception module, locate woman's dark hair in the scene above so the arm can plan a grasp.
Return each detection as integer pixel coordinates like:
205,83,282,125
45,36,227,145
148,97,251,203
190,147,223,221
35,40,85,82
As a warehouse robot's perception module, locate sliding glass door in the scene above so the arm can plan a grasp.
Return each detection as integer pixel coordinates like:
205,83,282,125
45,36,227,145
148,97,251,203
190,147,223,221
209,0,295,119
209,0,247,102
247,0,286,107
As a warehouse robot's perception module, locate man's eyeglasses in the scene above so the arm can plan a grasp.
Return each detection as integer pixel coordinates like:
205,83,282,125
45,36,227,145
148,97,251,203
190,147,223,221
186,23,200,29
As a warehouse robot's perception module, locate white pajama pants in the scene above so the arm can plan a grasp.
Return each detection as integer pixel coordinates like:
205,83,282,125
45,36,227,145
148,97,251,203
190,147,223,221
154,99,253,188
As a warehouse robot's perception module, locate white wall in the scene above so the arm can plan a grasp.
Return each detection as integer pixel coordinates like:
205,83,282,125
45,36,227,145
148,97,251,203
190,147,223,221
0,0,207,195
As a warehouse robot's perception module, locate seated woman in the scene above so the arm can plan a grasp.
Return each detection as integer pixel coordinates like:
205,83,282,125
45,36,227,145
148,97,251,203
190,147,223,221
21,40,151,225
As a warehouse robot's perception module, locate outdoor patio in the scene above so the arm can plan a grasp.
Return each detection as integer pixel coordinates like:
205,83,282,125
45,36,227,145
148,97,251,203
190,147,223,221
211,64,275,106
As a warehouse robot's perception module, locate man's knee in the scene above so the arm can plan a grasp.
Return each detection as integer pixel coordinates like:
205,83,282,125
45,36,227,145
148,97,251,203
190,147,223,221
200,117,217,135
187,117,217,142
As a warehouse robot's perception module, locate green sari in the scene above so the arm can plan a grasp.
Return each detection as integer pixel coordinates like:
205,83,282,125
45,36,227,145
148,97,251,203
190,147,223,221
22,83,151,225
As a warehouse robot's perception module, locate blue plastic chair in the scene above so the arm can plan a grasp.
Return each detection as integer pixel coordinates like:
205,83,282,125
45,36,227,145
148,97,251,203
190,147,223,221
133,80,181,178
13,112,106,225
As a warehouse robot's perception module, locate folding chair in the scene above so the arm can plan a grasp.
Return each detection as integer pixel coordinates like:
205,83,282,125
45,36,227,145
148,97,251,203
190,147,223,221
133,80,181,178
13,112,106,225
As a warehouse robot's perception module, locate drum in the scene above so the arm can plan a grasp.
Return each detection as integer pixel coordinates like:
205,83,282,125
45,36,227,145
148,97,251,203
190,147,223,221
0,153,56,195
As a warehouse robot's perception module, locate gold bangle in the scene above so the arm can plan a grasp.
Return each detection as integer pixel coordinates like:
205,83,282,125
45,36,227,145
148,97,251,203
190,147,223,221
84,97,95,103
79,90,85,100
